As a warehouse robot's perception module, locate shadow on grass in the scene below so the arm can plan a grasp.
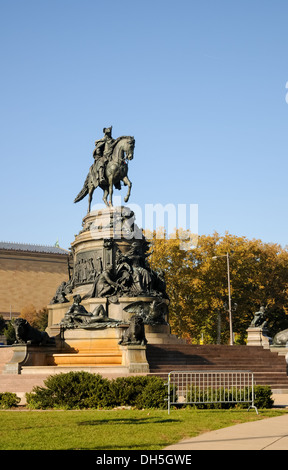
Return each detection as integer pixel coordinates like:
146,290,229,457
78,417,180,426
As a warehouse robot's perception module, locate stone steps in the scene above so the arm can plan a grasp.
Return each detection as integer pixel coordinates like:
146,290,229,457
46,351,123,366
146,344,288,391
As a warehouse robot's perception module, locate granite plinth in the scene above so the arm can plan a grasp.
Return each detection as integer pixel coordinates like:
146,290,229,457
246,327,271,348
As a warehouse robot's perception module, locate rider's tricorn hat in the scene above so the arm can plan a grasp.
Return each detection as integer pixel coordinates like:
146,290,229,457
103,126,112,134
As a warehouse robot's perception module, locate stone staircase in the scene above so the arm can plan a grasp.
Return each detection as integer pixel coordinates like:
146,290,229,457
146,344,288,392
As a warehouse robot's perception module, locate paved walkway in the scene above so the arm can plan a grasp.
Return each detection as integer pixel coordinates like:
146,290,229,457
164,394,288,451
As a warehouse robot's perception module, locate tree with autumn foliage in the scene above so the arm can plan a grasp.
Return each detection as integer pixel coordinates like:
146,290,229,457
20,305,48,331
146,230,288,344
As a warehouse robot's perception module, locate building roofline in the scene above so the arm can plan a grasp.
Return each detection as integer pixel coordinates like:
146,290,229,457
0,241,69,256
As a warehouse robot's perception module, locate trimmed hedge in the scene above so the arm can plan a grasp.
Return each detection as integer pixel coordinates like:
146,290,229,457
26,372,167,410
26,372,111,409
108,376,167,409
0,392,21,409
254,385,274,409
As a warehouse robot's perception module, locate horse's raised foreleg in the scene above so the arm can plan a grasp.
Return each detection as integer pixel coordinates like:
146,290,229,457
122,176,132,203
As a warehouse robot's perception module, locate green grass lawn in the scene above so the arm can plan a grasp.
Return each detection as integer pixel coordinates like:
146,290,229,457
0,408,286,450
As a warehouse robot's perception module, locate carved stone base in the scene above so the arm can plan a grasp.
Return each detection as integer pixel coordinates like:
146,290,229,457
2,329,149,375
120,344,149,374
36,206,182,378
2,345,27,374
46,328,123,367
246,327,271,348
2,343,57,374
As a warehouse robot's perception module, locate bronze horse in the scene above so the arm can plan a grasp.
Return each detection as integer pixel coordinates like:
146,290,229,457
74,136,135,211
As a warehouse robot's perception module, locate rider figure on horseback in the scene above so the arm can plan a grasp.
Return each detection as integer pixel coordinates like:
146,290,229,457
92,126,115,186
74,127,134,210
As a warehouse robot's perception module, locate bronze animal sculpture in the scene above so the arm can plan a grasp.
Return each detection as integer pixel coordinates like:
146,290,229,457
119,315,147,346
273,328,288,346
123,299,168,325
14,318,53,346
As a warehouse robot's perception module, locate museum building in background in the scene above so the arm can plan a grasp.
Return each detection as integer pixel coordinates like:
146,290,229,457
0,242,69,319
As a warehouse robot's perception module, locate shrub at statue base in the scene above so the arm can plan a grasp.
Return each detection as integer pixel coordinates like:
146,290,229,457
182,385,273,410
254,385,274,409
0,392,21,409
108,376,167,409
26,371,111,409
26,372,167,409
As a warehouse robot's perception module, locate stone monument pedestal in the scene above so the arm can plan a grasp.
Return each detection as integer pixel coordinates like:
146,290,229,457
3,206,183,378
46,207,183,373
246,327,271,349
2,327,150,376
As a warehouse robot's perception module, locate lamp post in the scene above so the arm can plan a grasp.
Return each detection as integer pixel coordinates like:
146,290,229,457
212,252,234,346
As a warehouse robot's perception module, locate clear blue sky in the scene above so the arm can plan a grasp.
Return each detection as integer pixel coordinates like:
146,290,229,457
1,0,288,249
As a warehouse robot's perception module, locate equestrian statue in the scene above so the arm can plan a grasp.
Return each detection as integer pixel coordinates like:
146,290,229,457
74,126,135,211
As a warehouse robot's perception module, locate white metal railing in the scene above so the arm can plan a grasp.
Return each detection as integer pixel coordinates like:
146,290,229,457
167,370,258,414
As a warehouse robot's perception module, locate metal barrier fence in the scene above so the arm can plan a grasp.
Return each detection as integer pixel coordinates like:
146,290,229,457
167,370,258,414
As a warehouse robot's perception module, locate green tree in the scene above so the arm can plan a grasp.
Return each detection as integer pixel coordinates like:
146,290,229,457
0,315,6,334
33,308,48,331
3,321,16,345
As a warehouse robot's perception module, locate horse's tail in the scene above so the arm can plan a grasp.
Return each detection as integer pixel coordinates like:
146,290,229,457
74,173,89,203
